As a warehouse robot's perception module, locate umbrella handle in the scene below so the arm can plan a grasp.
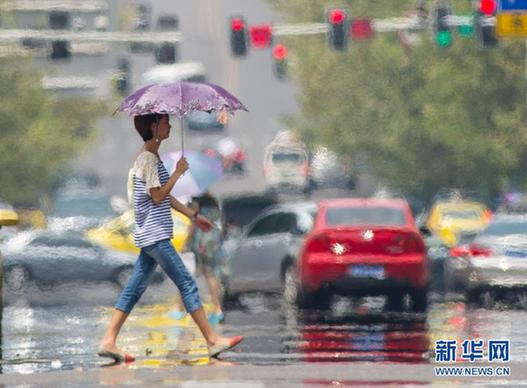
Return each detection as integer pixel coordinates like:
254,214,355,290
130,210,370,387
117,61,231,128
180,116,184,156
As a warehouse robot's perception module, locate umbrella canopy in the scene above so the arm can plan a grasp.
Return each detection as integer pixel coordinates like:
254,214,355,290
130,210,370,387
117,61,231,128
114,81,247,117
162,150,223,198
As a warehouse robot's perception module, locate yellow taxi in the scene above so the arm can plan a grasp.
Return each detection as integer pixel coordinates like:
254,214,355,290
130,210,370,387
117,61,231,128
0,203,19,227
426,200,492,247
86,209,191,254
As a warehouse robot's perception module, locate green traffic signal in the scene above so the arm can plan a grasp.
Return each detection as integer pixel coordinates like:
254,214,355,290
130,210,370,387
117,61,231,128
436,30,452,47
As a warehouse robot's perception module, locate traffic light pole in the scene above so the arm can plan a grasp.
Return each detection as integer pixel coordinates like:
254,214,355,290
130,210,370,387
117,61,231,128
249,14,476,39
0,29,184,43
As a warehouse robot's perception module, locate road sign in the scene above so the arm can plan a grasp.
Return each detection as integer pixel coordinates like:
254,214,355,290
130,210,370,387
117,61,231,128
499,0,527,11
496,12,527,37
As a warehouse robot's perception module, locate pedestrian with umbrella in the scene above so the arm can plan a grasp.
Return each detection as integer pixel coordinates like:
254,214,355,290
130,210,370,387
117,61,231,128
185,192,226,325
98,81,247,362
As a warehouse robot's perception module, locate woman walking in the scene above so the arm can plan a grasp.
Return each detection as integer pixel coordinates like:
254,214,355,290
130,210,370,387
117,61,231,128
186,193,225,324
98,113,243,362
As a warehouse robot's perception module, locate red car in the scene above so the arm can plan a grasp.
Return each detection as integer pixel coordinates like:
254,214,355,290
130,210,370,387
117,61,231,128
291,198,429,311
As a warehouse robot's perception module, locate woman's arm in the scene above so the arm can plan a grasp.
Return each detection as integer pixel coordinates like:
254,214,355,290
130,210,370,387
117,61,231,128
170,196,196,219
149,158,188,204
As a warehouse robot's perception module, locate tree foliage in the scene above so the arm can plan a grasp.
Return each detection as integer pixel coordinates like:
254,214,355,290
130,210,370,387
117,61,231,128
0,58,107,206
271,0,527,202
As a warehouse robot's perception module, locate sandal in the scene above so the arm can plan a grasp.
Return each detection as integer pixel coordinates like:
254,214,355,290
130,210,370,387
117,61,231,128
208,335,244,358
97,348,135,363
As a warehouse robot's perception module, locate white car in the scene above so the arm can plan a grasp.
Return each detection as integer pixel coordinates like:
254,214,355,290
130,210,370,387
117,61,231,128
263,131,310,193
140,61,206,86
447,214,527,304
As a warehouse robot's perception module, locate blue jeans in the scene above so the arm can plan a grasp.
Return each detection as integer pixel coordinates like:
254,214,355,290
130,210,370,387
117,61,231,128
115,239,202,314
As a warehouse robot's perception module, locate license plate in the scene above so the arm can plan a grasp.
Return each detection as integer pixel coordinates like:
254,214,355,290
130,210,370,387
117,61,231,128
349,265,385,279
505,250,527,258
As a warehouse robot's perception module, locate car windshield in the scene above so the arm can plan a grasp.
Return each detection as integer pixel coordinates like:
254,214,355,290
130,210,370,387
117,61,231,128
480,221,527,236
326,207,407,226
442,209,482,220
272,152,302,163
186,110,216,120
52,195,114,218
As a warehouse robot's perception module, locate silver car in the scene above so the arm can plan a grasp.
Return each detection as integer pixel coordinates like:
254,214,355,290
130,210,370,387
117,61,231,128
222,202,317,299
2,230,164,293
447,214,527,303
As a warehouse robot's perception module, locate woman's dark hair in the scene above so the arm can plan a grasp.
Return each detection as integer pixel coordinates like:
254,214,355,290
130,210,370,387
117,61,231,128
195,192,219,210
134,114,168,142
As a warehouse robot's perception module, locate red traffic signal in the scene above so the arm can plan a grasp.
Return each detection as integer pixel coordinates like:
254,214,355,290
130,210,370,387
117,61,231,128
327,7,349,50
329,9,346,24
272,43,288,79
229,15,248,57
272,43,288,61
249,24,272,48
479,0,497,15
351,17,374,40
231,17,245,32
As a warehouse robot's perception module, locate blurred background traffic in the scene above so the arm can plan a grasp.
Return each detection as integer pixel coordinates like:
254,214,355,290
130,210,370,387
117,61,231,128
1,0,527,375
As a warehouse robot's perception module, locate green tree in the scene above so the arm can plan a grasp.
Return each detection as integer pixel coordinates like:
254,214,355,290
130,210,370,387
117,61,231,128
0,57,107,206
271,0,527,203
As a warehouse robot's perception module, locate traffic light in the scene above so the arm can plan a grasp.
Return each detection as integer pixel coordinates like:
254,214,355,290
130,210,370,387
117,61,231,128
49,10,71,60
155,42,177,63
155,15,179,64
434,3,452,47
114,57,130,96
327,8,349,51
229,15,248,57
475,0,498,49
479,0,497,16
272,43,288,79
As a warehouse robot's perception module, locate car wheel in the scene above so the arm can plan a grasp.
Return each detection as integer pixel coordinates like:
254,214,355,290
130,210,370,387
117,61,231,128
5,266,29,295
283,265,299,305
466,289,480,306
313,290,332,311
283,264,313,309
386,292,404,311
114,265,134,288
411,288,428,312
479,290,495,309
518,291,527,309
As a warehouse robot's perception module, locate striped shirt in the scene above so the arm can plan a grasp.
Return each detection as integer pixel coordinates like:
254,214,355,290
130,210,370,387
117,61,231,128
132,151,173,247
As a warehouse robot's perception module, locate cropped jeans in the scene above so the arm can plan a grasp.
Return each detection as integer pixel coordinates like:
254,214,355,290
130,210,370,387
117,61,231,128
115,239,202,314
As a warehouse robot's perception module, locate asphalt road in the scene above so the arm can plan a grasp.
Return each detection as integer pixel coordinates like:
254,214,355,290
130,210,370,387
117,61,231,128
2,277,527,387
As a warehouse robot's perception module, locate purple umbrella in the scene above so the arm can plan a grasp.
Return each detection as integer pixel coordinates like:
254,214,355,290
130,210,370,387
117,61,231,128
114,81,247,152
162,150,223,198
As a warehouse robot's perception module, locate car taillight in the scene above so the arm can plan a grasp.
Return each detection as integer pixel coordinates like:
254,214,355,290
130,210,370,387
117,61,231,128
390,232,425,254
450,245,470,257
304,234,330,253
468,243,492,257
404,235,425,254
450,244,492,257
263,166,270,176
